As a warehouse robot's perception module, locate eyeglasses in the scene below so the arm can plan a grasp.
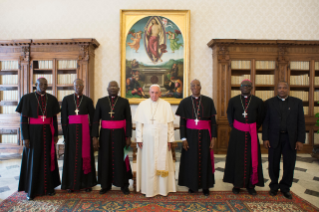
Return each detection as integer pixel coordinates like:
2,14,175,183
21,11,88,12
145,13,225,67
241,84,252,88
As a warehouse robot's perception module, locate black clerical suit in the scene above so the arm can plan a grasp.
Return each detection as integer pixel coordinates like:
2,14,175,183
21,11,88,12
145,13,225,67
262,96,305,192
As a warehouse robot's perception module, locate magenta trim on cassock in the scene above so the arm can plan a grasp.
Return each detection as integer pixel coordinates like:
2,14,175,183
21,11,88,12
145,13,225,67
101,120,130,171
69,114,91,174
124,156,130,172
186,119,215,173
30,116,55,172
233,119,259,185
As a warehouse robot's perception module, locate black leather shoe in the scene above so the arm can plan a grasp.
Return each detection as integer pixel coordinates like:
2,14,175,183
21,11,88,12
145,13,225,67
99,187,111,194
188,189,194,193
67,189,73,193
247,187,257,196
269,189,277,196
26,196,33,201
232,187,240,194
85,188,92,192
203,189,209,196
47,191,56,196
282,191,292,199
121,187,130,195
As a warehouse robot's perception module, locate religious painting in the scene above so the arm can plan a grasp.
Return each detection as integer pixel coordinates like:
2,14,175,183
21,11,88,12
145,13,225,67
120,10,190,104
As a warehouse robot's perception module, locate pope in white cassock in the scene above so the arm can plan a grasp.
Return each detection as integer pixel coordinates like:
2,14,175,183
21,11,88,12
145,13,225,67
134,84,176,197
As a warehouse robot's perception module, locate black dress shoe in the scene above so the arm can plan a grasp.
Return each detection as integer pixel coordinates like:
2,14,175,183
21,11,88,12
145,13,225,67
247,187,257,196
121,187,130,195
282,191,292,199
47,191,56,196
85,188,92,192
26,196,33,201
188,189,195,193
67,189,73,193
99,187,111,194
232,187,240,194
203,189,209,196
269,189,277,196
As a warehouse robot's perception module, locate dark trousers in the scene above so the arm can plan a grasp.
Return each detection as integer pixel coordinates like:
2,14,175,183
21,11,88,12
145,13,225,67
268,133,296,192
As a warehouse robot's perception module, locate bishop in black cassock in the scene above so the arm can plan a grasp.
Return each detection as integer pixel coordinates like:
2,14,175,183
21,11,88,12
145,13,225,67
61,79,97,192
223,79,265,195
176,79,216,196
92,81,133,195
16,78,61,200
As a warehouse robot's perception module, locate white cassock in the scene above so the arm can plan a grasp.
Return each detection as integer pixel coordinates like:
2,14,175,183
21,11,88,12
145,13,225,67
134,98,176,197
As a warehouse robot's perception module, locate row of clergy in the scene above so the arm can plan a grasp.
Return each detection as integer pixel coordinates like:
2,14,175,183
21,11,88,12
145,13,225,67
15,77,305,200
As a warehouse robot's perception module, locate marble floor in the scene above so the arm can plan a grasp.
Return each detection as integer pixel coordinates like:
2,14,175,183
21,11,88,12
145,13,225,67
0,151,318,208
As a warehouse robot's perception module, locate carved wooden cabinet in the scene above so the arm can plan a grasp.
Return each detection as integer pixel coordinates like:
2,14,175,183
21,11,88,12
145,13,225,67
208,39,319,154
0,39,99,153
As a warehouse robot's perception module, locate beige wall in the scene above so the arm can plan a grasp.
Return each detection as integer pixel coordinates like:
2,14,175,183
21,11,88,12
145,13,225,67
1,0,318,115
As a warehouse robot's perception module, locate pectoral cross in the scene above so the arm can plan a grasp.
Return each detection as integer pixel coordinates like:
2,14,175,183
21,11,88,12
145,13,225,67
242,111,248,118
195,119,199,125
109,111,115,118
41,115,45,122
75,109,79,115
151,118,155,124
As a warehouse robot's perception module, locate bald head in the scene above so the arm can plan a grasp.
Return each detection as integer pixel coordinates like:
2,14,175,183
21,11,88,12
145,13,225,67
190,79,201,97
108,81,119,96
74,78,84,85
35,78,48,94
36,77,47,85
190,79,201,87
74,79,84,95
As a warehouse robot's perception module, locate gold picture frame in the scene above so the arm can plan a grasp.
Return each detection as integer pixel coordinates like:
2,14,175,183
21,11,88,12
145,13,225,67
120,10,190,104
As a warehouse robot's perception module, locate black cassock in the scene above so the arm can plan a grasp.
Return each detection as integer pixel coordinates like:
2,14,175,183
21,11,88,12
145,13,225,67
16,92,61,198
61,94,97,190
92,96,132,189
223,95,265,188
176,95,217,191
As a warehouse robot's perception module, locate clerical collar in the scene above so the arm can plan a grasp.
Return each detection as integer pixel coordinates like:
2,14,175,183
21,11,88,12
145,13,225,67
74,93,82,98
277,95,289,101
110,95,117,99
36,91,45,97
241,94,251,99
192,95,200,99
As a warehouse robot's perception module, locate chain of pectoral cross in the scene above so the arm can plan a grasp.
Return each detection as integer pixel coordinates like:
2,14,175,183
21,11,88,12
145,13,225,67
191,95,202,125
74,94,83,115
108,96,119,118
34,92,48,122
240,95,252,118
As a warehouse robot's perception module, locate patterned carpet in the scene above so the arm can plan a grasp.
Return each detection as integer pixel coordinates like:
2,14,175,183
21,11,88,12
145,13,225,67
0,191,318,212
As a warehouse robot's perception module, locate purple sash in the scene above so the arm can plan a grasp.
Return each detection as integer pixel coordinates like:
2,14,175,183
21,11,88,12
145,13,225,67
30,116,55,172
233,119,259,185
186,119,215,173
69,115,91,174
101,120,130,172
